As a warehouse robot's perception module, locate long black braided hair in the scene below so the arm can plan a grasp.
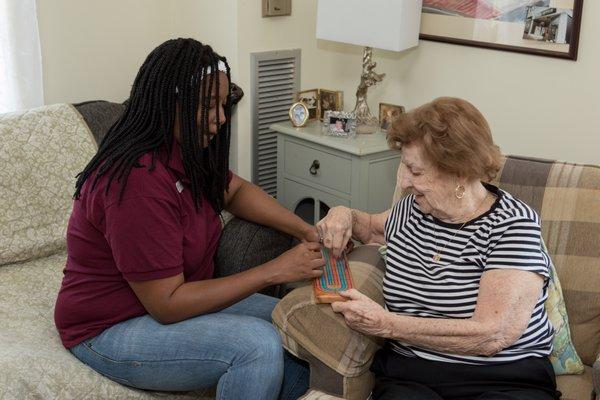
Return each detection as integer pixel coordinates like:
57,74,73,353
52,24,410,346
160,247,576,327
74,38,232,212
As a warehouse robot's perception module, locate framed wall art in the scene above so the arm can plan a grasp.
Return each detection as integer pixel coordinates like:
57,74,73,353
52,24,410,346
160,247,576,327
419,0,584,60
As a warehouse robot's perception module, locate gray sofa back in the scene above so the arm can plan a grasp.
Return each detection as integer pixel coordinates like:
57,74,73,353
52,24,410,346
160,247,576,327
74,100,125,145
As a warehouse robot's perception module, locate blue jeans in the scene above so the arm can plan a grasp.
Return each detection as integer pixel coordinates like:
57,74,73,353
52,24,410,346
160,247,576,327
70,293,309,400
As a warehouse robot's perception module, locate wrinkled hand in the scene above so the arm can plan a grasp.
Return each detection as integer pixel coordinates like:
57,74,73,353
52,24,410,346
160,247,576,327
270,242,324,284
316,206,353,258
331,289,391,338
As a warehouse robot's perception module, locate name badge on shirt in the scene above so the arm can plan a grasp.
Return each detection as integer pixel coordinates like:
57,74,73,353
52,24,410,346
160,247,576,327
176,180,184,193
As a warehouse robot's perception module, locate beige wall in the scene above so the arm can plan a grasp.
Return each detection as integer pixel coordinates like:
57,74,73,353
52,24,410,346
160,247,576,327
37,0,173,104
235,0,361,179
167,0,237,68
235,0,599,176
37,0,598,175
375,1,599,166
166,0,239,170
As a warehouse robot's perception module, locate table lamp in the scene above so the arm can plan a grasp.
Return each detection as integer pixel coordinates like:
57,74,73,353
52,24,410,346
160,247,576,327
316,0,422,133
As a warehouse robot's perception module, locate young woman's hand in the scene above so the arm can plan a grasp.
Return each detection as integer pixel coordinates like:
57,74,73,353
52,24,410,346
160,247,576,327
267,242,325,284
299,225,320,243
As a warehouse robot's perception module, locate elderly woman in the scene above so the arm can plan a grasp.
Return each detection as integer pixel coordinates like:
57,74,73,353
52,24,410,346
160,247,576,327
317,97,559,400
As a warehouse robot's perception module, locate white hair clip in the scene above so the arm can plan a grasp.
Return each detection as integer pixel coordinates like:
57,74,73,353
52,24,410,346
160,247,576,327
175,60,227,94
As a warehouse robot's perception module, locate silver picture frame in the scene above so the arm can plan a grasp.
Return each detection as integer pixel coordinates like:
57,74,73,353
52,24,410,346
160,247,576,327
324,110,357,138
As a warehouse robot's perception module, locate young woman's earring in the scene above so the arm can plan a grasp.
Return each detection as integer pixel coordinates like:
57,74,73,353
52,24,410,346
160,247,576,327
455,184,465,199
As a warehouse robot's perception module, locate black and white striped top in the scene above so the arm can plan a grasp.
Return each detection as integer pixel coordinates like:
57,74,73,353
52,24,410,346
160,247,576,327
384,184,554,364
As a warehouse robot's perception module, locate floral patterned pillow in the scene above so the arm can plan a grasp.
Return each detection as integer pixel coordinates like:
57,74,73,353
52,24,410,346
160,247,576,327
377,242,584,375
542,240,585,375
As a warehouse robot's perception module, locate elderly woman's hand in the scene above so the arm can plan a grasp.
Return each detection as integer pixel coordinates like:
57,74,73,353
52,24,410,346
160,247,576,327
316,206,353,258
331,289,391,338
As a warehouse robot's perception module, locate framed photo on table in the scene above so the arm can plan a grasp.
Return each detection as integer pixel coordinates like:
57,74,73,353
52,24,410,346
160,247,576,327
324,111,357,138
297,89,319,121
379,103,405,133
318,89,343,121
419,0,584,60
288,102,309,127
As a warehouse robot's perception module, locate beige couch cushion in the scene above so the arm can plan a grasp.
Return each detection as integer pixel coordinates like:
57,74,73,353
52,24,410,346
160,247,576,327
0,253,210,399
299,369,598,400
556,366,596,400
0,104,98,265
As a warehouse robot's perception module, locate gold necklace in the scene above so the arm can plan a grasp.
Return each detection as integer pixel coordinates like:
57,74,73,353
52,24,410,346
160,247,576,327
432,192,489,263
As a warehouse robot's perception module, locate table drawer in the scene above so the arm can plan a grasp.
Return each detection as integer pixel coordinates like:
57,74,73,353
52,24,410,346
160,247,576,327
284,140,351,194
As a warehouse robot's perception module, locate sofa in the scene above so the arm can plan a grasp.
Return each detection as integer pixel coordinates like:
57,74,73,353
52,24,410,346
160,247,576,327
1,99,598,400
272,153,600,400
0,98,295,399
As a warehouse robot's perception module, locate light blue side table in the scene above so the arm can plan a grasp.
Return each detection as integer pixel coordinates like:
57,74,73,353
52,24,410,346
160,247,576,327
270,121,401,224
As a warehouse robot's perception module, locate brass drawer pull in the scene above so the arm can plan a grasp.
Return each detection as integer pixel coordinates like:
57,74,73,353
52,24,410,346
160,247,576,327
309,160,320,175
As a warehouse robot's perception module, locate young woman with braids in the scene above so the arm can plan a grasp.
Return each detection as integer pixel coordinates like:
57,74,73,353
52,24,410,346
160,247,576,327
54,38,321,399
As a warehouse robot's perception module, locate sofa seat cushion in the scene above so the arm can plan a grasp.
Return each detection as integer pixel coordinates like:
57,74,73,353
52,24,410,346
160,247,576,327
300,390,344,399
556,366,596,400
298,367,597,400
0,252,209,399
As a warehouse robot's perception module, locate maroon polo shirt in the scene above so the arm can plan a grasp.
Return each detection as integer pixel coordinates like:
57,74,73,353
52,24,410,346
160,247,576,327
54,141,232,348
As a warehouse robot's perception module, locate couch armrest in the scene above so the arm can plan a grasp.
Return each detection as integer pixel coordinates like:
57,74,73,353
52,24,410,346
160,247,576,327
272,244,385,399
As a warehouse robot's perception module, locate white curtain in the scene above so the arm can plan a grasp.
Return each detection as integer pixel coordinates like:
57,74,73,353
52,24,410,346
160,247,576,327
0,0,44,114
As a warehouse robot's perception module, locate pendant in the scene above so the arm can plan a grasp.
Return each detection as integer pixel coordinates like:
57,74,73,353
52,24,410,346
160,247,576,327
432,254,441,262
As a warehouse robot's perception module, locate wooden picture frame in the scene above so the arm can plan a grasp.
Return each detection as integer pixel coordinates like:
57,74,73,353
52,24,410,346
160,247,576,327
297,89,319,121
379,103,405,133
318,89,344,121
419,0,584,60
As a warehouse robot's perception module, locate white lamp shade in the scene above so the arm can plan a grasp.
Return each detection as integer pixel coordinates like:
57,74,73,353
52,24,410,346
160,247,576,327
316,0,423,52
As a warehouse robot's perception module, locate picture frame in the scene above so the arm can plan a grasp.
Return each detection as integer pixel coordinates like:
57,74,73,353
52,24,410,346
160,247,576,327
288,101,309,127
324,110,357,138
318,89,343,121
297,89,319,121
379,103,405,133
419,0,584,60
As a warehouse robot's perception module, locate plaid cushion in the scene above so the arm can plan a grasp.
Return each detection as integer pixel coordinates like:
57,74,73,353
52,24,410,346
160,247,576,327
491,156,600,367
299,390,345,400
272,245,384,399
543,237,585,374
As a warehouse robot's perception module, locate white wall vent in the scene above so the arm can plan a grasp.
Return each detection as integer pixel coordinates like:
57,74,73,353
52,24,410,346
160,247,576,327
250,49,301,197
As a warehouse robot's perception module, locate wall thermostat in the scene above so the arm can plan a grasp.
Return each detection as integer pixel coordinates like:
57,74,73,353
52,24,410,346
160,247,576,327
262,0,291,17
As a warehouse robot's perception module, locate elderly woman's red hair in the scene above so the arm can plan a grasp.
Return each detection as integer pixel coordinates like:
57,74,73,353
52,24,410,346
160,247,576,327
388,97,502,182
